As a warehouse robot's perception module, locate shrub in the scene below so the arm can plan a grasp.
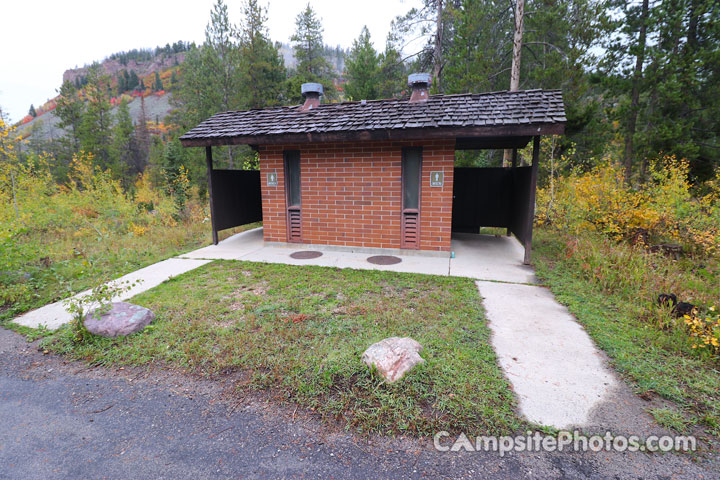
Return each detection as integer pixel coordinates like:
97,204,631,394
537,156,720,256
684,307,720,354
0,141,211,319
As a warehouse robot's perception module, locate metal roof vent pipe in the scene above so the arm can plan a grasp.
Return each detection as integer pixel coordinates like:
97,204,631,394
300,83,323,111
408,73,431,103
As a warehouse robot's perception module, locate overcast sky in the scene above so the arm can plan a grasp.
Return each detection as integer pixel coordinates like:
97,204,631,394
0,0,418,123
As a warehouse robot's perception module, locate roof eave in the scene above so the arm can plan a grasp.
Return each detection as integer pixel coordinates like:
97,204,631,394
179,123,565,148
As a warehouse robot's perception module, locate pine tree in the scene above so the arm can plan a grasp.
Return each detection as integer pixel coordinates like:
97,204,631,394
153,71,164,91
344,27,380,101
441,0,607,162
602,0,654,181
55,80,85,152
135,94,151,172
171,0,244,167
112,99,136,180
128,70,140,91
28,104,37,118
289,3,335,100
377,32,407,99
291,4,327,77
173,0,242,124
117,72,126,94
636,0,720,180
79,64,114,171
237,0,286,109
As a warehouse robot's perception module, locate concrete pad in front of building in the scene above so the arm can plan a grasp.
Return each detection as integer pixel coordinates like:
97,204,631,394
450,233,538,284
182,228,265,260
476,280,617,429
13,258,211,330
184,228,538,281
238,244,450,276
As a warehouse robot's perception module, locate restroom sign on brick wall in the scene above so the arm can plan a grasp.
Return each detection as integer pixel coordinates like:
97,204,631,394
430,171,444,187
267,172,278,186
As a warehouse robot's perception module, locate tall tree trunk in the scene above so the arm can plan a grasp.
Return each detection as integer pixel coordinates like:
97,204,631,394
509,0,524,91
624,0,649,184
504,0,525,167
432,0,444,90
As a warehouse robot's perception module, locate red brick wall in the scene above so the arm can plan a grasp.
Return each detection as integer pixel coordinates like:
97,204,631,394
259,139,454,252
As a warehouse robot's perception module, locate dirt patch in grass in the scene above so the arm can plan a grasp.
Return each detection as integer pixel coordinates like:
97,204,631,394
43,260,524,437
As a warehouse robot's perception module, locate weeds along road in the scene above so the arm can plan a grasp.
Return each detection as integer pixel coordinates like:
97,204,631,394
0,327,714,479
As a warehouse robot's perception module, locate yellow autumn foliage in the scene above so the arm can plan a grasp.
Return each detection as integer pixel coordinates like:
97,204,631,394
537,156,720,256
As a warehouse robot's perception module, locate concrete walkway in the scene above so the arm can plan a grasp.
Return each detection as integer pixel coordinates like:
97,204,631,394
13,227,618,429
13,258,211,330
477,281,617,428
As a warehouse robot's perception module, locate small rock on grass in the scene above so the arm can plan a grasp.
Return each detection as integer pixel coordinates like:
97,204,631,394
361,337,424,383
84,302,154,338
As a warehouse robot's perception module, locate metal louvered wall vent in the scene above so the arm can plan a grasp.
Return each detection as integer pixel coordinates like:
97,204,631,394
402,210,419,248
288,207,302,242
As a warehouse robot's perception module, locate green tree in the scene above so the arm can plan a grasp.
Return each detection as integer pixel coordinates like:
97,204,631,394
55,80,85,153
602,0,652,182
601,0,719,181
28,104,37,118
128,70,140,91
173,0,242,127
377,32,407,99
237,0,286,109
112,99,137,181
153,71,164,91
289,3,335,100
344,26,380,101
117,71,127,94
171,0,244,168
291,4,327,77
134,94,151,173
170,70,178,89
442,0,608,164
79,64,115,172
641,0,720,180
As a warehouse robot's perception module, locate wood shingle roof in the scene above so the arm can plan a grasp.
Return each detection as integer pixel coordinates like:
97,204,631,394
180,89,566,147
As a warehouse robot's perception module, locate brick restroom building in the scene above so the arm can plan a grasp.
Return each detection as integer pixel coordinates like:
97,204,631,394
180,74,566,263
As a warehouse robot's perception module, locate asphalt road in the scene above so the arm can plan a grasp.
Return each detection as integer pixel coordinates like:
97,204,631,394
0,327,716,479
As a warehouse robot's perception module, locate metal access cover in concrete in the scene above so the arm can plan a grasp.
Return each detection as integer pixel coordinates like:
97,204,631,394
290,251,323,259
367,255,402,265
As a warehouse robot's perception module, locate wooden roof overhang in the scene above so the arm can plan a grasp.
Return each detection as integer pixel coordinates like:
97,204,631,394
180,89,566,151
179,123,564,149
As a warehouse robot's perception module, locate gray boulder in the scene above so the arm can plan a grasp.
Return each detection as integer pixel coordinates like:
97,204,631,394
84,302,154,338
361,337,425,383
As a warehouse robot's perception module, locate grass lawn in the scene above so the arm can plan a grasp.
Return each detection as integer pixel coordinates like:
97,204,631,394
532,228,720,439
44,260,524,437
0,219,258,326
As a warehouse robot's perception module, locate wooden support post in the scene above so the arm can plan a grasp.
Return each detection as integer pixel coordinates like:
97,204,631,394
523,136,540,264
507,148,518,236
205,146,219,245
